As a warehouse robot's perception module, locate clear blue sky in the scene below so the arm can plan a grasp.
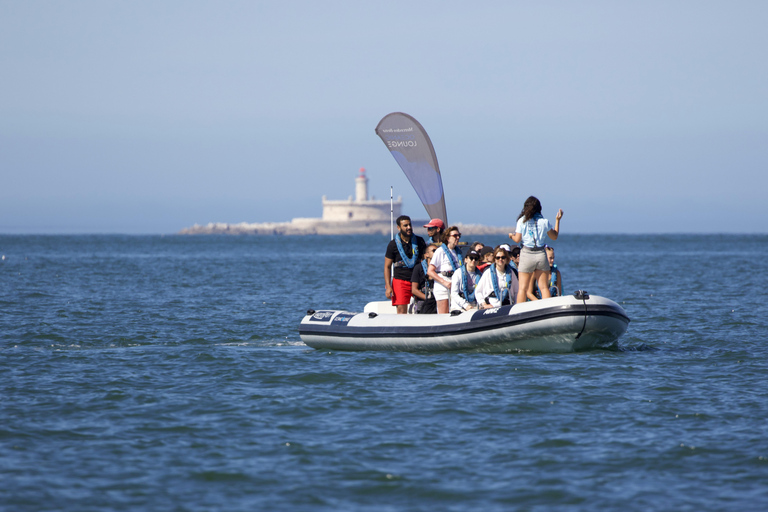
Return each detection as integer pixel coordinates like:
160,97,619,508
1,1,766,233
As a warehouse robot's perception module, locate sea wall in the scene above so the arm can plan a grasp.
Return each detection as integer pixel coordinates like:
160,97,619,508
179,219,515,236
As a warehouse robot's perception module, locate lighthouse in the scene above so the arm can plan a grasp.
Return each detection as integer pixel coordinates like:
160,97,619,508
321,167,402,222
355,167,368,202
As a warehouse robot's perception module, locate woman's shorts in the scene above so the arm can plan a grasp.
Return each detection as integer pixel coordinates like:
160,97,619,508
519,247,549,273
391,278,412,306
433,280,451,301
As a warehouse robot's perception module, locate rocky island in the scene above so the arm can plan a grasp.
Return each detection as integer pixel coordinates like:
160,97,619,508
179,168,514,236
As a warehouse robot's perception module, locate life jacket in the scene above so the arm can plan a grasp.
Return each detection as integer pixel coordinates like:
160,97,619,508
440,245,462,272
394,234,418,268
421,260,432,296
490,264,514,305
550,264,559,297
459,264,482,303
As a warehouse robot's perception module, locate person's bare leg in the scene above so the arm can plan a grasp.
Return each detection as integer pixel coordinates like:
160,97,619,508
436,299,449,314
517,273,532,305
526,273,539,301
538,271,552,299
396,304,408,314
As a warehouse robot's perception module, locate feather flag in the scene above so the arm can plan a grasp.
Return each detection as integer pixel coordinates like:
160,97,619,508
375,113,447,225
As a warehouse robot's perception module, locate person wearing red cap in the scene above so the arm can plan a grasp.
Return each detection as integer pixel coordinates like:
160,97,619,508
423,218,445,245
476,246,495,273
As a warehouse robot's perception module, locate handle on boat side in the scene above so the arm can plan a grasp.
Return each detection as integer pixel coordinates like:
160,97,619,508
573,290,589,339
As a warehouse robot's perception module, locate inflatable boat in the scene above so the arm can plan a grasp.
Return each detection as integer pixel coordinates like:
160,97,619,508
299,291,630,353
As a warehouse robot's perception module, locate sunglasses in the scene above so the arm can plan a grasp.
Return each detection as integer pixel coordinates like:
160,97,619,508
495,256,509,260
450,233,461,238
467,256,479,261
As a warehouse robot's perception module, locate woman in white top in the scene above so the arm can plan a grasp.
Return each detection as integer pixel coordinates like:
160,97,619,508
508,196,563,305
475,246,519,309
428,225,463,314
450,250,482,311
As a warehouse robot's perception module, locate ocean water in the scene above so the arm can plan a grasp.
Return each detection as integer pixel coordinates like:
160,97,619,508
1,234,767,511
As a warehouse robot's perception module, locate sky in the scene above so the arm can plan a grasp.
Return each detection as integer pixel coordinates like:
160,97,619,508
1,0,766,234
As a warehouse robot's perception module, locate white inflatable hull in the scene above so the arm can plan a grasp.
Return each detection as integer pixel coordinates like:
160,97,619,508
299,295,630,353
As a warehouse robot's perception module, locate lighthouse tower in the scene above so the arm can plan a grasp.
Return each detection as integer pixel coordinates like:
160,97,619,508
355,167,368,202
320,167,402,222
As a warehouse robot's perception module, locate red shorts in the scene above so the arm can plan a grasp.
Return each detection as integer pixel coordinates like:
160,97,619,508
391,278,413,306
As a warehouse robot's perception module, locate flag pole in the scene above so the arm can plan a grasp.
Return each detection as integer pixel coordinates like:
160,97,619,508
390,186,394,240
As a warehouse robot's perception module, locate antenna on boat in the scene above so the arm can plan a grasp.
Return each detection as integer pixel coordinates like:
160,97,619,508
390,186,394,240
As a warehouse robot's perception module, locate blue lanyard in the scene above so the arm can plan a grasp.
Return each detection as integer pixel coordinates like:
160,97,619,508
526,213,544,248
461,265,482,303
550,264,558,288
395,234,418,268
490,265,513,304
441,245,462,271
421,260,431,294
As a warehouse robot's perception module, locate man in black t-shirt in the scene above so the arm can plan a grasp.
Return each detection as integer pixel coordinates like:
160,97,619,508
385,215,427,314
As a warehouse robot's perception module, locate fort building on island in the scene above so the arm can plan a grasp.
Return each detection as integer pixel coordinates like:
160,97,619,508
320,168,401,222
179,167,510,235
181,168,408,235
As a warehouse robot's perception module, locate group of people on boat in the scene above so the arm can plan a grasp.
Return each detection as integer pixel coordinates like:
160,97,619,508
384,196,563,315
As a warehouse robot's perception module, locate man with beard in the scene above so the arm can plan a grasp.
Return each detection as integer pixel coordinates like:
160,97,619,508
385,215,428,314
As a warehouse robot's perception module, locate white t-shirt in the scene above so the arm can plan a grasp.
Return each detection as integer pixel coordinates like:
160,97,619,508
475,266,520,308
450,266,482,310
430,245,462,274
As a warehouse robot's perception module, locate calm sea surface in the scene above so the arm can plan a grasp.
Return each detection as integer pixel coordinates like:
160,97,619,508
2,234,767,511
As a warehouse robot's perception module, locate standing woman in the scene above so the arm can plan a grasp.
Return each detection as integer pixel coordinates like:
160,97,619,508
508,196,563,305
428,226,463,314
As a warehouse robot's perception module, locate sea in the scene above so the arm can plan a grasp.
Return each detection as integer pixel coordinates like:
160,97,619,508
1,233,767,511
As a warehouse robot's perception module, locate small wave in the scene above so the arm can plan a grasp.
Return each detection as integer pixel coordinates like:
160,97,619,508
616,343,658,352
22,292,55,299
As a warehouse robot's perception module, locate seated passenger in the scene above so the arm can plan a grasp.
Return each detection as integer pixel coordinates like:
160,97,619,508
546,246,562,297
428,226,463,314
411,244,438,314
476,245,495,273
450,250,482,312
509,246,521,278
475,246,520,309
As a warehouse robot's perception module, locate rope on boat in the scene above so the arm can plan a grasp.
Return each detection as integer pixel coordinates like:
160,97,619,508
574,290,590,339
